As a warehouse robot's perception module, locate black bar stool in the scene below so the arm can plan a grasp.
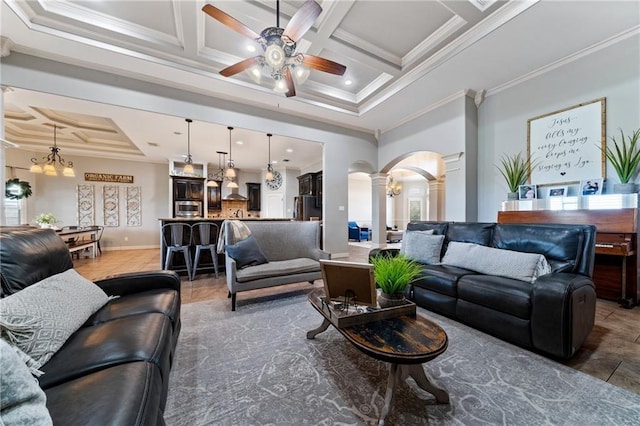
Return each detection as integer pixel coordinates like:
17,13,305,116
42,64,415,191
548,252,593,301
190,222,220,281
162,223,192,280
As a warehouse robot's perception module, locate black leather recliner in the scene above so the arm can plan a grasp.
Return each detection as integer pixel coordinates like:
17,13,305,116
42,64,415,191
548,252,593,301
0,227,181,425
371,221,597,359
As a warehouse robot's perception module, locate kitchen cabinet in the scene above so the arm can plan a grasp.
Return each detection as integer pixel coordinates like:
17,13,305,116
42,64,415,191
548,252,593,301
247,183,261,211
207,182,222,211
172,177,204,201
315,172,322,208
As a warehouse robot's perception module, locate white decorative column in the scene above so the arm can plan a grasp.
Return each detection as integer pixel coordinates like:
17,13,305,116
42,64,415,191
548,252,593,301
370,173,388,247
0,86,7,225
427,179,446,221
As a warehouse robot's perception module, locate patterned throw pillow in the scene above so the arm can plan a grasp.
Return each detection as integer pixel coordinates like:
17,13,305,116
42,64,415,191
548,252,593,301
0,269,110,374
400,230,444,265
0,339,53,424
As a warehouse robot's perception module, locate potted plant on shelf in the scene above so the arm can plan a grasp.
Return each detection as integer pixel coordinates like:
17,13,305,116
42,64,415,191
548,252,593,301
601,128,640,194
496,152,535,200
35,213,57,228
370,254,423,308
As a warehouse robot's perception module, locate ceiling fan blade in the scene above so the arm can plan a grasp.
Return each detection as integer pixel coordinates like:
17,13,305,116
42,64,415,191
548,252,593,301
202,4,260,40
283,67,296,97
220,57,260,77
282,0,322,42
302,55,346,76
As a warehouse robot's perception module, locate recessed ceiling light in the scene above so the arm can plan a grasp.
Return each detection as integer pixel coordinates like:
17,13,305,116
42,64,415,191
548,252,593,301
345,80,352,86
247,44,256,52
286,148,293,153
236,140,243,145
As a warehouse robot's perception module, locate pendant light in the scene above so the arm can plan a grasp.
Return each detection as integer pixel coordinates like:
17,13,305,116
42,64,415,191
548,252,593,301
183,118,194,175
225,126,236,178
30,124,75,177
266,133,274,181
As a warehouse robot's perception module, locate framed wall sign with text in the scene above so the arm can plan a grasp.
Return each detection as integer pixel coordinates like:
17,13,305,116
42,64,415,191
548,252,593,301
527,98,606,186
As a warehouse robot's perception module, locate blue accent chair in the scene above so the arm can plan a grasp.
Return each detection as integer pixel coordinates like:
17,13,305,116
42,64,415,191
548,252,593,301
348,221,370,242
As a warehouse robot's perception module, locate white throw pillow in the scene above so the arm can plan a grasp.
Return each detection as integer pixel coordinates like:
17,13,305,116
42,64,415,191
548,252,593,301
400,230,444,265
442,241,551,283
0,269,110,374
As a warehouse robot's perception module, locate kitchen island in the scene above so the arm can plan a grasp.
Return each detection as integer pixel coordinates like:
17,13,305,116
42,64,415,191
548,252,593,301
159,218,294,276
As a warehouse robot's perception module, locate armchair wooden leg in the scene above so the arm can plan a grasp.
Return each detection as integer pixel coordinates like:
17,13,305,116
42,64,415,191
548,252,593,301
230,293,237,311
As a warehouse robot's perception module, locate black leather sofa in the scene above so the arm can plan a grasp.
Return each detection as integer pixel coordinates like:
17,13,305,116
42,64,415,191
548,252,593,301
371,221,597,359
0,227,181,425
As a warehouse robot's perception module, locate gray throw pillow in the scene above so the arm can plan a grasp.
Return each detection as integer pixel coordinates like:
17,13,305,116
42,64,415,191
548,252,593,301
442,241,552,283
400,231,444,265
225,235,269,269
0,269,110,374
0,339,53,425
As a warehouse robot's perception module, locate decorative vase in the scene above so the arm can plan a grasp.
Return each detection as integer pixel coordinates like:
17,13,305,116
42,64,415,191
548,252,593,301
613,183,638,194
507,192,519,201
39,223,52,229
378,291,406,308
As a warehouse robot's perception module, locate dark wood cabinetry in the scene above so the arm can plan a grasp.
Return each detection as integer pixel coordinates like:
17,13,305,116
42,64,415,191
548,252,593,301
297,171,322,207
207,182,222,212
247,183,261,211
172,177,204,201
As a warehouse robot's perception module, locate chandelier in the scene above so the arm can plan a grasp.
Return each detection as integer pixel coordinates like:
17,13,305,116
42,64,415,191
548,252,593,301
30,124,75,177
266,133,274,181
387,176,402,197
183,118,194,175
207,151,231,187
225,126,236,182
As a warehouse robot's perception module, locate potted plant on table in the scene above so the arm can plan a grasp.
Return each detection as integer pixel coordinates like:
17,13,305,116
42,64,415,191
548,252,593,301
370,254,423,308
496,152,535,200
601,128,640,194
35,213,57,228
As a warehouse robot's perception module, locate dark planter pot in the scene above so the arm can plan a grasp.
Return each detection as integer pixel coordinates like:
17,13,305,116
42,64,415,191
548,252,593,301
378,291,406,308
507,192,519,201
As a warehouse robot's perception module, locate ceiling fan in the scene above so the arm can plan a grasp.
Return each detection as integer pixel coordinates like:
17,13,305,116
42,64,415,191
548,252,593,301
202,0,346,97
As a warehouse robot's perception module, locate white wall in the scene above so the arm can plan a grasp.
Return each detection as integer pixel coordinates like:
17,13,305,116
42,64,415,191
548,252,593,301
477,34,640,221
5,148,168,250
347,173,371,226
378,95,478,221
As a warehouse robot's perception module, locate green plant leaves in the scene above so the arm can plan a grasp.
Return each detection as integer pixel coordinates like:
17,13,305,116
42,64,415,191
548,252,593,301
496,152,536,193
370,254,423,294
602,128,640,184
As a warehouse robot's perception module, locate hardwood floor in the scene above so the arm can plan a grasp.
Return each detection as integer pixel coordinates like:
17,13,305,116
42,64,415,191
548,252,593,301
73,245,640,396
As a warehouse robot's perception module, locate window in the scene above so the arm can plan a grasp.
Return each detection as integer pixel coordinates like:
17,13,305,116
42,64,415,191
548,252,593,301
408,198,422,222
3,198,25,226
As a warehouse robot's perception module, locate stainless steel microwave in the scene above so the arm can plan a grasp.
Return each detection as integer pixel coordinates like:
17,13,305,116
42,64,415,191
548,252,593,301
175,201,202,218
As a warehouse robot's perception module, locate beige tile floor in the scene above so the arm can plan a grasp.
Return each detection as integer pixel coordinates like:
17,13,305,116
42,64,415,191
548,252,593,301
73,245,640,396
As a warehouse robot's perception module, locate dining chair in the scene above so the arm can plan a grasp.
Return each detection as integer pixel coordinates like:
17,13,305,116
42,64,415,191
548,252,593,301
190,222,219,281
161,223,193,280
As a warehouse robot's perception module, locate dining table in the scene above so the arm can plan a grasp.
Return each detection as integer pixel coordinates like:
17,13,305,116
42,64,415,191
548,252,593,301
56,226,100,258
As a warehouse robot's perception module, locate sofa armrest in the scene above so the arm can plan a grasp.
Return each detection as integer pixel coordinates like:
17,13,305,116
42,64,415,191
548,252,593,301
94,270,181,297
317,249,331,260
531,273,596,359
225,255,238,291
368,248,400,262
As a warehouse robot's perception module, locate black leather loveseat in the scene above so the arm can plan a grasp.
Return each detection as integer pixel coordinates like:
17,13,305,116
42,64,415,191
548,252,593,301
371,221,597,359
0,227,181,425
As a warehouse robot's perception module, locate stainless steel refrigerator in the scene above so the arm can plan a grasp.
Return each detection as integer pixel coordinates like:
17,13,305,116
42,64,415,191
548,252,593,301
294,195,321,221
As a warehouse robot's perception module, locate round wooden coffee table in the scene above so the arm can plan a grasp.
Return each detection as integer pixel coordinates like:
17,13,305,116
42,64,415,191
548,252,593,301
306,289,449,424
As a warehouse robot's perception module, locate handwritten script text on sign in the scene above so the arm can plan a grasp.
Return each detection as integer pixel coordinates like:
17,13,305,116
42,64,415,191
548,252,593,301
528,100,603,185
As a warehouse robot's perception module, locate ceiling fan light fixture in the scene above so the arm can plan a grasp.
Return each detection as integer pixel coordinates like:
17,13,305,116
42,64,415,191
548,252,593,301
247,64,262,83
293,65,310,85
273,78,288,93
264,43,286,69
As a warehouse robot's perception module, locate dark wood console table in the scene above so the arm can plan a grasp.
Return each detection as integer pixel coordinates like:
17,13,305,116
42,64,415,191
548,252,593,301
498,209,638,308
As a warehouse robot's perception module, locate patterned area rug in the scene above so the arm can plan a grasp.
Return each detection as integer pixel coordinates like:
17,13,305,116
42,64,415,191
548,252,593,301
164,290,640,425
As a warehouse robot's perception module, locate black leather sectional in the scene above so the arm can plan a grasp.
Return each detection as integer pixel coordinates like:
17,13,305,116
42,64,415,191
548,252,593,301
371,222,597,359
0,227,181,425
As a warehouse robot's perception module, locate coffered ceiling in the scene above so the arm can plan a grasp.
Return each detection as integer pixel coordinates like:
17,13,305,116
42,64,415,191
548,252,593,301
1,0,638,169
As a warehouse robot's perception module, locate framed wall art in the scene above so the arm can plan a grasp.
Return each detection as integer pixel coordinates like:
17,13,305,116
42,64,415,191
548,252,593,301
527,98,606,186
103,185,119,227
548,186,568,197
519,184,537,200
580,178,603,196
